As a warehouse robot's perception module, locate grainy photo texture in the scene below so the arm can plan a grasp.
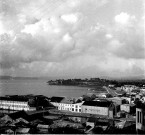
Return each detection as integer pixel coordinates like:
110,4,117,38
0,0,144,134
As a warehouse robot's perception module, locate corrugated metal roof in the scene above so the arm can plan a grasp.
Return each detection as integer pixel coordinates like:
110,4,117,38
82,100,112,107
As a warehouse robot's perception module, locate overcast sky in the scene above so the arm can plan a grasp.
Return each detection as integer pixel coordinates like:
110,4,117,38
0,0,144,78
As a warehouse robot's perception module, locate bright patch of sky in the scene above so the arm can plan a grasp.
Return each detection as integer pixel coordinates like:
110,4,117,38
0,0,144,78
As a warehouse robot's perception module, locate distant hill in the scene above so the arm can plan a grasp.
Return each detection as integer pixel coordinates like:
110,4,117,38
0,76,39,80
0,76,13,80
0,76,57,80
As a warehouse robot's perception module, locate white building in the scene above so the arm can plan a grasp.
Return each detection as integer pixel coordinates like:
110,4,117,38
121,85,138,94
0,95,54,111
0,97,36,111
50,96,84,113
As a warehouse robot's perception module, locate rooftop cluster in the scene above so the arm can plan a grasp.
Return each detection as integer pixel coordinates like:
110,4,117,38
0,79,145,134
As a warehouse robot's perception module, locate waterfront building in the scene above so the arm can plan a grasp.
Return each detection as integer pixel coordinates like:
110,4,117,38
81,100,114,118
0,96,36,111
50,96,84,113
50,96,65,108
0,95,54,111
71,102,84,113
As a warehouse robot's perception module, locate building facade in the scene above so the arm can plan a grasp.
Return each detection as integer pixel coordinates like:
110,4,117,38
136,107,145,132
50,96,83,113
0,97,36,111
81,100,114,118
0,95,54,111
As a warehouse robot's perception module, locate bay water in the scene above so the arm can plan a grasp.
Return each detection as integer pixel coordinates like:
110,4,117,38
0,79,107,98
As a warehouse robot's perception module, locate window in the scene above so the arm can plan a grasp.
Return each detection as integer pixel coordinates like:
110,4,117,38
72,108,74,111
76,105,78,108
137,111,142,124
79,109,81,112
140,112,142,124
76,109,77,112
137,111,139,123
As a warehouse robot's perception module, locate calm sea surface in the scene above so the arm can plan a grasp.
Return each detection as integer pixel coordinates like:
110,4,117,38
0,79,107,98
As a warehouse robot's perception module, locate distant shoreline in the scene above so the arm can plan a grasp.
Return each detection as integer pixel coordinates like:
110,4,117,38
48,83,105,87
47,83,107,93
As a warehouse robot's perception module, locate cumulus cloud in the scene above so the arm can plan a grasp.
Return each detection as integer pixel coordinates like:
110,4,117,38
115,12,135,25
0,0,144,78
61,14,78,24
109,12,145,59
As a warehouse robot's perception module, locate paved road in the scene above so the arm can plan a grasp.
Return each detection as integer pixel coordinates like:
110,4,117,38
103,86,118,97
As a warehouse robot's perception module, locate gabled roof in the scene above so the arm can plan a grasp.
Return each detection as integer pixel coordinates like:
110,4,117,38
8,111,30,121
8,110,47,122
82,100,112,107
0,96,29,102
0,95,49,102
50,96,65,103
60,97,74,104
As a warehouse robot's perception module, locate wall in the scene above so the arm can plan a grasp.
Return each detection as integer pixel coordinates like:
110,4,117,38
81,105,108,116
0,100,34,111
121,104,130,113
50,102,82,113
136,108,145,131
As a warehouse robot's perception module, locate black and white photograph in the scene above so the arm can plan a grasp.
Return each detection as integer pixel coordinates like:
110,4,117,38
0,0,144,134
